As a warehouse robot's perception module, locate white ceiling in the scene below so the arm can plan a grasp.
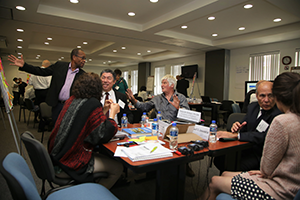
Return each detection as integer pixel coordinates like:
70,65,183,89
0,0,299,68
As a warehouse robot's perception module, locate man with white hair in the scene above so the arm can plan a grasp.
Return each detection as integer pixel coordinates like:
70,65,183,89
126,74,190,122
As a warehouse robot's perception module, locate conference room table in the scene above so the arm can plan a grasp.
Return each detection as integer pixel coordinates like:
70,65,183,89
101,124,252,200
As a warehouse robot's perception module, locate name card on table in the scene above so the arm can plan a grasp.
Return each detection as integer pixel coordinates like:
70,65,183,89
177,108,201,123
158,120,170,138
192,124,210,141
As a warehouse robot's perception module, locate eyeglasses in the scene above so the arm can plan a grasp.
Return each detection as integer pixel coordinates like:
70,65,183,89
75,55,86,60
258,93,274,99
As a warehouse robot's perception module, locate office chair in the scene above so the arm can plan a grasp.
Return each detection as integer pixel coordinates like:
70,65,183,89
226,113,246,132
20,131,109,196
39,102,52,143
0,152,118,200
218,100,234,128
216,190,300,200
19,97,27,123
24,98,39,127
231,103,241,113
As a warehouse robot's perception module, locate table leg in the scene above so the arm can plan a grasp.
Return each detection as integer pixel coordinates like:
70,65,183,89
155,163,186,200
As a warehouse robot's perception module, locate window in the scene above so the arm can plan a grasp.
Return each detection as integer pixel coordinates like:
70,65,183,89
154,67,165,95
295,48,300,66
130,70,138,94
249,51,280,81
123,71,129,84
170,64,183,77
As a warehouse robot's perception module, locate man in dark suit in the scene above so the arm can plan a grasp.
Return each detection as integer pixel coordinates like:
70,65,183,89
215,81,282,172
100,69,133,125
8,48,86,124
176,74,189,97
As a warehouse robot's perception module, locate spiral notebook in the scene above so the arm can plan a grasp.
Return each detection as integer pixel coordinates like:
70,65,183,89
121,143,173,162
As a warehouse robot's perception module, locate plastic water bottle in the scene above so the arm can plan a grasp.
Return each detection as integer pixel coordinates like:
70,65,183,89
141,112,147,127
157,111,162,121
209,120,217,143
121,114,128,130
152,118,158,136
169,123,179,150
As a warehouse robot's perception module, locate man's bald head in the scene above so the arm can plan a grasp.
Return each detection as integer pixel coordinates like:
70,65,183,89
256,81,275,110
42,60,51,68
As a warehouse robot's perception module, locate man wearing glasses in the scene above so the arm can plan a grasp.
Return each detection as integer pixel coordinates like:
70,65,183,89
8,48,86,124
215,81,282,173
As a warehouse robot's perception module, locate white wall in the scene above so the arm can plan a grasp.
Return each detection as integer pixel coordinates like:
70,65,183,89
228,38,300,102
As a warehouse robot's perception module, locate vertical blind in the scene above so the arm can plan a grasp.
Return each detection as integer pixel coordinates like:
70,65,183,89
295,48,300,66
154,67,165,95
249,51,280,81
170,64,183,77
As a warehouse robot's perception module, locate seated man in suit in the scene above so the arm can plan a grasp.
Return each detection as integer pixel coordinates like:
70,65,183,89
100,69,133,126
215,81,282,173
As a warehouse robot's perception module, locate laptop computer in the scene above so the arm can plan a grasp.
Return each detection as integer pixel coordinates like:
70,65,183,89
201,96,211,104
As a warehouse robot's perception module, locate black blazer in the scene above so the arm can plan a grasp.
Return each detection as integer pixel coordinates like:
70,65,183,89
239,102,282,159
20,62,85,107
113,89,134,125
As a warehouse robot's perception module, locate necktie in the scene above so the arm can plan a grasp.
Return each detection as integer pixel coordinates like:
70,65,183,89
105,92,109,118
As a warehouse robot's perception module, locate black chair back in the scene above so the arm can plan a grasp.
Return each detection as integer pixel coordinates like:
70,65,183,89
226,113,246,132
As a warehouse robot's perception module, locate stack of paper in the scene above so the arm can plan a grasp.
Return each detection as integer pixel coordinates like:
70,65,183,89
121,143,173,162
122,127,153,138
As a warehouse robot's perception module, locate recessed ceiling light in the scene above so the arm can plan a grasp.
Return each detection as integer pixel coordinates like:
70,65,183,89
244,4,253,9
61,57,64,59
273,18,281,22
108,61,111,63
17,46,22,48
208,16,215,20
150,0,158,3
58,58,62,60
16,6,26,11
212,33,218,37
128,12,135,16
238,27,245,31
121,47,126,49
17,29,24,32
70,0,79,3
36,57,40,59
83,41,88,44
37,55,40,57
137,53,141,55
44,42,49,45
103,62,106,64
18,56,21,59
17,39,23,42
77,45,81,48
113,50,117,52
47,37,52,40
18,52,22,55
181,25,188,29
89,59,92,61
147,50,151,53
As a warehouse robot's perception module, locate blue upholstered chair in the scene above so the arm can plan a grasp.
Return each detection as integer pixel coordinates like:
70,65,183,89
0,152,118,200
231,103,241,113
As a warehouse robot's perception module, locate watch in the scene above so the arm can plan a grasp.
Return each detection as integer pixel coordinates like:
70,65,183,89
282,56,292,65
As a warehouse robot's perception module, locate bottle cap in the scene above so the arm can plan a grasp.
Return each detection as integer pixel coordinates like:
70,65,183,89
158,111,161,114
143,112,146,115
123,114,126,116
172,122,176,126
212,120,216,123
154,118,157,121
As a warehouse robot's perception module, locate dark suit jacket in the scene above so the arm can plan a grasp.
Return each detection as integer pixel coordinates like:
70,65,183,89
176,78,189,97
239,102,282,161
20,62,85,107
113,89,134,125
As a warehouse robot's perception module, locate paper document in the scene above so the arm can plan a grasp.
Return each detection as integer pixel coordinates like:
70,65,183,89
121,143,172,162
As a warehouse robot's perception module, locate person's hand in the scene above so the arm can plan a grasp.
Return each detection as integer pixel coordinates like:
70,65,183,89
109,103,120,118
103,99,113,115
231,121,247,133
169,94,180,109
217,131,238,139
126,88,137,104
248,170,264,178
8,54,25,67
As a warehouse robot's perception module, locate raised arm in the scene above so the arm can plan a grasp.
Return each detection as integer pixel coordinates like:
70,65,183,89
8,55,25,67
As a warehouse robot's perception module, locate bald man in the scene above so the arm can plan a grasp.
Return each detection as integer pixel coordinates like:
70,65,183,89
215,81,282,172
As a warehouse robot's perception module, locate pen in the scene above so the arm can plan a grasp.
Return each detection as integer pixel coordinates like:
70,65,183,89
150,146,158,153
117,141,133,145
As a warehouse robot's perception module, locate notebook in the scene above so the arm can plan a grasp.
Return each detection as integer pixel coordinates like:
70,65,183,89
121,143,173,162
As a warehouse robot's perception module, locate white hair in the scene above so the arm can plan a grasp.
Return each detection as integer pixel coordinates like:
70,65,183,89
161,74,176,88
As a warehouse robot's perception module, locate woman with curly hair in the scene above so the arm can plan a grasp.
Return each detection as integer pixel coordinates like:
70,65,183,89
202,72,300,200
48,72,123,189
